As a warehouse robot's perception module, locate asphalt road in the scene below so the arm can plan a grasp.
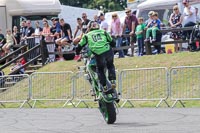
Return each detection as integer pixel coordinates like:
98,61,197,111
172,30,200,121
0,108,200,133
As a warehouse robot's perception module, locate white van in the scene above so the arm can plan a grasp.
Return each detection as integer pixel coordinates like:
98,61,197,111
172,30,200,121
137,0,200,26
0,0,61,34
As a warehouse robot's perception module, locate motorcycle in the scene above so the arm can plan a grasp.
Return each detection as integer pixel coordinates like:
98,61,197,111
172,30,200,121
79,51,119,124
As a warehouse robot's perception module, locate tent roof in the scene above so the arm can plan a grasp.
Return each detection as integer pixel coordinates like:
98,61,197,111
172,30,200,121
6,0,61,16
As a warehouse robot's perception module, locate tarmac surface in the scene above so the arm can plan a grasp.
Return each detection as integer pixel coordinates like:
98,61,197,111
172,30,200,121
0,108,200,133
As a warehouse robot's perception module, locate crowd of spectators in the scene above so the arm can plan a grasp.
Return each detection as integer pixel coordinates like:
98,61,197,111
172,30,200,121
0,0,200,67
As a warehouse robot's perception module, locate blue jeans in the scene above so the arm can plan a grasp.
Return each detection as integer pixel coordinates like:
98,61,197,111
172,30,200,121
116,37,124,58
137,37,144,56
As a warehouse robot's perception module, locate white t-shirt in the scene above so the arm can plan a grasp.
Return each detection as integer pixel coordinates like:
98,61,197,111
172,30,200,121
183,6,196,25
100,20,108,31
34,28,41,44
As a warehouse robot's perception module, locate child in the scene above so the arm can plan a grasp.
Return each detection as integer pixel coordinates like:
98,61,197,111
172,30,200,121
10,59,25,74
2,29,17,54
144,12,161,42
135,17,146,56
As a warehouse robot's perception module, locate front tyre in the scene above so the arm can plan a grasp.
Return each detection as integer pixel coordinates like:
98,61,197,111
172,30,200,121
98,100,116,124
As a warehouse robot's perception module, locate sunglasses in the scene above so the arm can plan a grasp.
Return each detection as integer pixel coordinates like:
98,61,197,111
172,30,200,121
125,11,131,14
112,15,117,17
82,16,86,18
173,8,178,10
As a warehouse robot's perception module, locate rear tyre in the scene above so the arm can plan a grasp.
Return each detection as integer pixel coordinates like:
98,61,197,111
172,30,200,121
98,100,116,124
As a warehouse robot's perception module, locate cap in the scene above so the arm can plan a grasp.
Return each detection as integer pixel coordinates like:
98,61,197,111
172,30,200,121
182,0,189,3
99,13,104,17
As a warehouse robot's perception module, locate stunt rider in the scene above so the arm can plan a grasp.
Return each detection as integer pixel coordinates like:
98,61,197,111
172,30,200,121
75,21,117,94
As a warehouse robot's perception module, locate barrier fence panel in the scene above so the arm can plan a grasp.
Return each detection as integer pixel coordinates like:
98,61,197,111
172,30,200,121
0,74,30,108
170,66,200,108
119,67,169,108
30,72,75,108
74,71,94,108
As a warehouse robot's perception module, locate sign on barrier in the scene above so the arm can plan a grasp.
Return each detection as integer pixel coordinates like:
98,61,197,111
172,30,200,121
170,66,200,108
0,74,30,108
30,72,74,108
119,67,169,107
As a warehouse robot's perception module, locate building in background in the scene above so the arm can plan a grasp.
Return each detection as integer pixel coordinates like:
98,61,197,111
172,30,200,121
0,0,61,34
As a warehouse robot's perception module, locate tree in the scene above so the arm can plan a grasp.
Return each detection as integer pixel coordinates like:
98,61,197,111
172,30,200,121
59,0,127,12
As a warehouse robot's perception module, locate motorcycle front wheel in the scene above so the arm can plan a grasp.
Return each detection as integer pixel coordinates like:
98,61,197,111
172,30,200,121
98,100,116,124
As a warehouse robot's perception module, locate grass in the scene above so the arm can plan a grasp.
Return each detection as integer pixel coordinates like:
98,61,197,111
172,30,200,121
1,51,200,108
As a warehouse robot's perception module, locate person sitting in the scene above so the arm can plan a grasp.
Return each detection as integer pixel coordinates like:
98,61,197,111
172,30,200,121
10,59,25,74
144,12,161,42
55,18,73,61
2,29,17,55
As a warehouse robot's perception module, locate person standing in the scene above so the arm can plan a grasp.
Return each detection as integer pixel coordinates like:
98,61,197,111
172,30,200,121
99,13,108,31
110,13,124,58
123,8,138,57
13,26,21,45
135,17,146,56
81,13,91,34
182,0,196,40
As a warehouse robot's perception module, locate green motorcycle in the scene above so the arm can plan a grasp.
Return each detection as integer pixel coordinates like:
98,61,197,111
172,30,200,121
80,52,119,124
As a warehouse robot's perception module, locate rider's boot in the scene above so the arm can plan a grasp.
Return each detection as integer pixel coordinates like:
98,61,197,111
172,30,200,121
103,86,113,94
110,80,116,89
110,80,120,103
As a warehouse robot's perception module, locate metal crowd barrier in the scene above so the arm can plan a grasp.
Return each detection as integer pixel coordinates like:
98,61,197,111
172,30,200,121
74,71,93,108
169,66,200,108
30,72,75,108
119,67,169,108
0,74,30,108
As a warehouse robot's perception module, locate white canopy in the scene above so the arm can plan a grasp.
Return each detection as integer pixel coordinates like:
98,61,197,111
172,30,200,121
5,0,61,16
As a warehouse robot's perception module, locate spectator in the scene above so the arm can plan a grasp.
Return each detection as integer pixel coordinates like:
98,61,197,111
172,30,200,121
81,13,91,34
20,20,27,38
169,5,183,52
55,18,72,61
135,17,146,56
73,18,83,45
145,11,155,28
42,20,53,42
0,28,5,57
25,20,35,38
32,21,42,45
56,18,72,46
123,8,138,57
110,13,124,58
74,17,82,38
0,28,5,47
144,12,161,42
13,26,21,45
94,15,101,24
10,59,25,74
99,13,108,31
51,17,61,39
195,7,200,23
182,0,196,40
42,20,55,62
2,29,17,55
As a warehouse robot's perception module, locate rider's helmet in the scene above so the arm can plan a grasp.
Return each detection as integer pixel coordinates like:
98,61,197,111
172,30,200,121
88,21,100,31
